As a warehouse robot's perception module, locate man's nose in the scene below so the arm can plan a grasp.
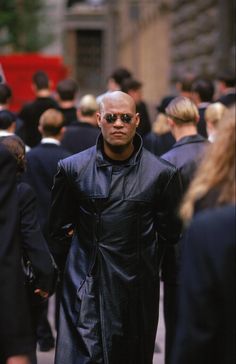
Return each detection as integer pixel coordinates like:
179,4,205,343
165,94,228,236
113,116,124,126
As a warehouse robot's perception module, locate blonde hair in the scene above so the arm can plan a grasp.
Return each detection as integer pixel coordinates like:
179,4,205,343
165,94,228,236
205,102,226,128
152,113,171,135
39,108,64,136
180,106,236,223
165,96,199,125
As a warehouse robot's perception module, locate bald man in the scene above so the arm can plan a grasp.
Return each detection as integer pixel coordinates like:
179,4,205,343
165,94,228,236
49,91,182,364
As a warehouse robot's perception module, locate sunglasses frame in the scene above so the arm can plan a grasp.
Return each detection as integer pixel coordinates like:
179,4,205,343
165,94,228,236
103,113,134,124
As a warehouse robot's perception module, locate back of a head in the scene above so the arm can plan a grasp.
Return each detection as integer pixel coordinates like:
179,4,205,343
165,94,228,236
121,78,142,94
191,78,215,102
0,83,12,104
39,108,64,137
205,102,227,127
165,96,199,124
33,70,49,90
180,104,236,222
0,110,15,130
0,135,26,173
177,72,196,93
79,94,98,116
110,67,132,88
217,71,236,88
56,79,78,101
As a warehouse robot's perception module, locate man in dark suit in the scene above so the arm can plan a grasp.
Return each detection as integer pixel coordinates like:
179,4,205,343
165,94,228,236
0,144,34,364
215,71,236,107
61,94,100,154
23,108,70,352
19,70,58,147
161,96,208,364
170,205,236,364
191,78,215,138
55,78,78,126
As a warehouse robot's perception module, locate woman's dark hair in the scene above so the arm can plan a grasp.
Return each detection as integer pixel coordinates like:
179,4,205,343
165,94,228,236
0,135,26,174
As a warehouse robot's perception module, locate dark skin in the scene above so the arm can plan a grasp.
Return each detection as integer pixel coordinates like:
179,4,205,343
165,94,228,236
97,91,140,161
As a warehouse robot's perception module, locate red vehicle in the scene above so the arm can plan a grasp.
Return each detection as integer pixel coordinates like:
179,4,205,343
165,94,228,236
0,54,68,112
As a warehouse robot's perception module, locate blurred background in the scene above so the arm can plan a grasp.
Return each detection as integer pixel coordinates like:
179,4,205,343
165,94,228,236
0,0,235,114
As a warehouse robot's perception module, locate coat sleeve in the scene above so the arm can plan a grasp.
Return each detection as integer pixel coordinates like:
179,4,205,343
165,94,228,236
156,167,183,246
49,160,77,271
18,182,58,293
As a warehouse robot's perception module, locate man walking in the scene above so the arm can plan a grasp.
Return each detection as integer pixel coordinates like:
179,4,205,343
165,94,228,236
49,91,182,364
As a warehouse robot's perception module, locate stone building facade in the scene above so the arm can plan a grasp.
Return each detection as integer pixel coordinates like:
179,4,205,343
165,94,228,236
39,0,235,114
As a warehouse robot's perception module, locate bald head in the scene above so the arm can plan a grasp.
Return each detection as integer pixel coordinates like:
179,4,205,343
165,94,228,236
99,91,136,114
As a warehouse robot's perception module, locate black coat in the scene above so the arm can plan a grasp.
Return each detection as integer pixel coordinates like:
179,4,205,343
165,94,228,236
23,142,70,239
61,122,100,155
197,106,208,138
216,91,236,107
49,134,182,364
170,205,236,364
0,145,34,361
17,181,57,294
161,134,208,283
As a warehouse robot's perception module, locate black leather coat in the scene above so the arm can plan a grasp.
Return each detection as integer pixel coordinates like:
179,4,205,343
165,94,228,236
49,134,182,364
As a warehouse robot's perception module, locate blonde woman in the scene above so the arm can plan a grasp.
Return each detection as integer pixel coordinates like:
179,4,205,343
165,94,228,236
180,105,235,223
169,105,236,364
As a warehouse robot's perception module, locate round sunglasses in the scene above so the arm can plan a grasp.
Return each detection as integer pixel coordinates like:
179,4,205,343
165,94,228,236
103,113,134,124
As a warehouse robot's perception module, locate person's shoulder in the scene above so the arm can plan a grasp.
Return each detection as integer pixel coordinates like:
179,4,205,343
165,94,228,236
142,147,177,173
193,204,235,228
60,145,96,168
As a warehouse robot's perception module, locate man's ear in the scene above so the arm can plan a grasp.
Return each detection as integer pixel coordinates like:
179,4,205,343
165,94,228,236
135,113,140,127
97,113,102,128
38,124,42,134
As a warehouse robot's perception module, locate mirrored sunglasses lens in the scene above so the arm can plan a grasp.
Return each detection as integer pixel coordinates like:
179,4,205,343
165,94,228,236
105,114,117,123
121,114,132,123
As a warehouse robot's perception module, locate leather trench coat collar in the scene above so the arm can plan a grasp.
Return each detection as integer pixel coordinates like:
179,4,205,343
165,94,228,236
95,133,143,167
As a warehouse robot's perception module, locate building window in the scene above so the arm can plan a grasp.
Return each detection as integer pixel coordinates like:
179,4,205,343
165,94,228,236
76,30,103,92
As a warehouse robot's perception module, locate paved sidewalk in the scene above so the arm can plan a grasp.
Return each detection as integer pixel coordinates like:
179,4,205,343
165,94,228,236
38,284,165,364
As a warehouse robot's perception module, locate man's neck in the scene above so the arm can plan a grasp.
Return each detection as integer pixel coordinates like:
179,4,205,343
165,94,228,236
59,101,75,109
103,142,134,161
36,89,51,97
173,125,198,141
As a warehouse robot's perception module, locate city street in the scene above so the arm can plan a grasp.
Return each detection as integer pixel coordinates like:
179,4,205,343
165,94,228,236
37,284,165,364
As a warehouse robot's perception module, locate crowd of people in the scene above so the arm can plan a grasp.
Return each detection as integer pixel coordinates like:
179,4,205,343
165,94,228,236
0,66,235,364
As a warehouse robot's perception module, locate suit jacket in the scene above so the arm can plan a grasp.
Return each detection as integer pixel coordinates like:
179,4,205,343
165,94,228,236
23,142,71,239
216,91,236,107
61,121,100,155
17,181,57,293
0,145,34,361
170,205,236,364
